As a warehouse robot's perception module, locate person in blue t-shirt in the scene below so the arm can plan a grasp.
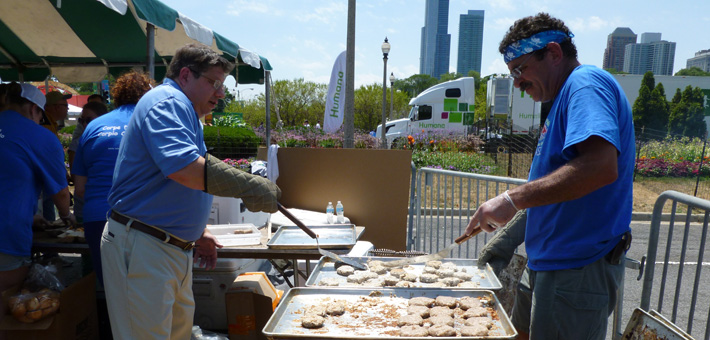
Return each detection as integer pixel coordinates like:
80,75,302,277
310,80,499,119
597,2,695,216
73,70,153,286
462,13,634,340
0,83,76,329
100,43,281,340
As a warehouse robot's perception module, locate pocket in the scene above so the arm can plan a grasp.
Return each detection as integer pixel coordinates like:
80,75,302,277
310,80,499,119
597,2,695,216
553,289,608,339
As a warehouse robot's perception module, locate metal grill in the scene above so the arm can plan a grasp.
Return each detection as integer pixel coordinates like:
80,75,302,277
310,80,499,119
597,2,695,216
368,249,428,258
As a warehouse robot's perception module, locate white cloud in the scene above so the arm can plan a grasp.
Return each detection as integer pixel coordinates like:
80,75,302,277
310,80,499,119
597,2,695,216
486,0,515,11
293,3,347,25
226,0,274,16
486,58,509,77
567,16,610,33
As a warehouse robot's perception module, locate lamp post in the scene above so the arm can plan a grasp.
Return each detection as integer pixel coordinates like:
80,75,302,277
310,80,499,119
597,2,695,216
380,37,390,149
389,72,395,120
236,87,254,108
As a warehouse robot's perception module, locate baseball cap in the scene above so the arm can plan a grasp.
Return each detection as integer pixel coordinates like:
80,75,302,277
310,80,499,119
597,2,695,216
45,91,72,106
20,84,46,111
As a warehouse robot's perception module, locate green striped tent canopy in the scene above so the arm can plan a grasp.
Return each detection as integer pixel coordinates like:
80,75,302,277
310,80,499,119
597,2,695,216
0,0,272,84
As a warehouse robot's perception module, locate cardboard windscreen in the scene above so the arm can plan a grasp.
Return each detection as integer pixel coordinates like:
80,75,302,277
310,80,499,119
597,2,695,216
260,148,412,250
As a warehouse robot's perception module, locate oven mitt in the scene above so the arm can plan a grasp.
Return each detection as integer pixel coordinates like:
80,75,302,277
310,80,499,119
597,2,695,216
478,209,527,275
204,153,281,213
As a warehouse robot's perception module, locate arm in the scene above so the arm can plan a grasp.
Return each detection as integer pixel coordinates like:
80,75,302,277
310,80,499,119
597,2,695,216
74,175,87,199
51,186,76,226
167,157,206,190
464,136,618,235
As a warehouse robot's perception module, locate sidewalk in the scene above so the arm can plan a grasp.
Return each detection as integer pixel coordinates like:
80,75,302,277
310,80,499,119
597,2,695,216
631,211,706,222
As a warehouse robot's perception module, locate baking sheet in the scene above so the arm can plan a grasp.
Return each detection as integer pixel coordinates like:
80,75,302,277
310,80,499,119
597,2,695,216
267,224,356,249
262,287,517,339
207,224,261,246
305,257,502,290
621,308,693,340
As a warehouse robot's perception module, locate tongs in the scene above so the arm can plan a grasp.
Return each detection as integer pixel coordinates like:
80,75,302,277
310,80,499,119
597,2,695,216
277,203,367,270
382,225,482,267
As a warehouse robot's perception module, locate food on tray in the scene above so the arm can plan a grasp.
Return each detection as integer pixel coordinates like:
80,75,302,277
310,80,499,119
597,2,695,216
394,281,412,288
406,305,430,318
401,273,417,282
453,271,474,281
430,306,454,317
369,264,388,275
232,228,253,234
300,314,325,328
336,265,355,277
461,323,490,336
427,315,454,327
325,300,346,315
422,266,437,274
463,306,489,318
8,288,60,323
458,281,481,288
399,324,429,337
428,324,456,336
458,296,480,310
397,314,424,326
367,260,385,267
426,260,442,269
383,275,400,286
464,316,494,328
435,296,457,308
440,262,458,271
435,268,455,278
389,268,406,278
440,277,461,287
408,296,435,307
317,277,340,286
419,273,438,283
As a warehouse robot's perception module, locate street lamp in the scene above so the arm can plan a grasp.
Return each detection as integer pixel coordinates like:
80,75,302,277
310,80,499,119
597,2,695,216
389,72,395,120
380,37,390,149
236,87,254,108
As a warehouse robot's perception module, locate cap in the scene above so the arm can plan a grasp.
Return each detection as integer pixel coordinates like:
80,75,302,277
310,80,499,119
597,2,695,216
45,91,72,106
20,84,46,111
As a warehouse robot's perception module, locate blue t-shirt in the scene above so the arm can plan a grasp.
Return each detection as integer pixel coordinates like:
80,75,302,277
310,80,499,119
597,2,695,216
73,104,136,223
108,79,212,241
0,110,67,256
526,65,635,271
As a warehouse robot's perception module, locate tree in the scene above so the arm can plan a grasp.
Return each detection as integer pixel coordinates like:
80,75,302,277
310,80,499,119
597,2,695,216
674,67,710,77
236,78,326,129
668,85,707,138
467,70,481,90
641,71,655,92
604,68,628,74
633,72,669,140
396,74,439,98
439,72,464,82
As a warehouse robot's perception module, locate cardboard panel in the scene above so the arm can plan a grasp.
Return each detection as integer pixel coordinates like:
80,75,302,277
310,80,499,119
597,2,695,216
260,148,412,250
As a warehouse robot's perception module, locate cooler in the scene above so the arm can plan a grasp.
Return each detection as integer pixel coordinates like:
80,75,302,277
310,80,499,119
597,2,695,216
208,196,270,228
192,258,266,331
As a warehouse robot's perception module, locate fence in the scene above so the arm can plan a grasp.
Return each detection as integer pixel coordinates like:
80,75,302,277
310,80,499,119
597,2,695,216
638,190,710,340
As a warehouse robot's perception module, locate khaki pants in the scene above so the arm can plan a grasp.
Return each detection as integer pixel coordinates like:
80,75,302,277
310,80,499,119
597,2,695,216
101,218,194,340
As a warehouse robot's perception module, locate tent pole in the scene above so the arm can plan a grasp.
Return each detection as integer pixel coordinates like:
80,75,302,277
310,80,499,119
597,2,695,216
265,70,271,146
146,23,155,80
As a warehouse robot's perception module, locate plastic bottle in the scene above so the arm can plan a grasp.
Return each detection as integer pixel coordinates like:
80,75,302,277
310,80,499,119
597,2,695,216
336,201,344,224
326,202,334,224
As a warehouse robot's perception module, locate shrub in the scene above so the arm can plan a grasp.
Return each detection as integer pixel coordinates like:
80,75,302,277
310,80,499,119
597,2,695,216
204,125,260,159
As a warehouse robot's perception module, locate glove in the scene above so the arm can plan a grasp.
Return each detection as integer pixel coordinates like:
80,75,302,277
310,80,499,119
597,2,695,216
204,153,281,213
478,209,527,275
60,212,77,229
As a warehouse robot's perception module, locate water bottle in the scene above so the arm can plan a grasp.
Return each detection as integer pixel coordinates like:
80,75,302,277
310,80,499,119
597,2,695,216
336,201,344,224
326,202,334,224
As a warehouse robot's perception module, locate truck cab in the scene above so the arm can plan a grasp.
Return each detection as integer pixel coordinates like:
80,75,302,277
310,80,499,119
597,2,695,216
376,77,476,147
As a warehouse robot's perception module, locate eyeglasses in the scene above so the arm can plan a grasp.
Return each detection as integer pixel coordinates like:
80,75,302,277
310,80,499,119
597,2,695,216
198,73,226,92
510,53,535,79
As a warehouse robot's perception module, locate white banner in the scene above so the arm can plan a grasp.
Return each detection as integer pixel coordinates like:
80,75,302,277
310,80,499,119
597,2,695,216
324,51,347,133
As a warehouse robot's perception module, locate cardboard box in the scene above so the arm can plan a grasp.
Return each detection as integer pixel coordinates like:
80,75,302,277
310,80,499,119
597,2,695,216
231,272,282,310
0,272,98,340
225,291,272,340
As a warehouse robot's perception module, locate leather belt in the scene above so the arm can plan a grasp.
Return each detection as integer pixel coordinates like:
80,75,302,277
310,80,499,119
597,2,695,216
110,211,195,251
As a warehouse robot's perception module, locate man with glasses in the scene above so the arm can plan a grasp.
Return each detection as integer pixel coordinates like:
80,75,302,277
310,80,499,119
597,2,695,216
102,43,281,339
41,91,71,136
464,13,634,340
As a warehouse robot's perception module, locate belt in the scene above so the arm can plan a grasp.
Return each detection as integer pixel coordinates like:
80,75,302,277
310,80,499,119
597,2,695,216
110,211,195,251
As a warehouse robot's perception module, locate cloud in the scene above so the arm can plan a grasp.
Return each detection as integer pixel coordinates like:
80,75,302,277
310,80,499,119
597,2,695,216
567,16,610,33
293,3,347,25
485,58,509,77
486,0,515,11
226,0,274,16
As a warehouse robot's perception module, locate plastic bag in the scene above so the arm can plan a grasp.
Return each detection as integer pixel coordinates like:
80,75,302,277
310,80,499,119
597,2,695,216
6,263,64,323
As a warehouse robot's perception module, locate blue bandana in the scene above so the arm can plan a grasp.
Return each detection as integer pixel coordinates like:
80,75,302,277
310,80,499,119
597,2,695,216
503,30,574,63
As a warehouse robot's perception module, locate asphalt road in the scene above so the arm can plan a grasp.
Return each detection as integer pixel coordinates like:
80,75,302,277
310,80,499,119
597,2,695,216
411,217,710,339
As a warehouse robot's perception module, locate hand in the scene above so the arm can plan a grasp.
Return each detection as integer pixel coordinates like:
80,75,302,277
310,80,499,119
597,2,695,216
464,192,518,236
478,209,527,275
193,228,223,270
32,215,51,229
60,212,77,228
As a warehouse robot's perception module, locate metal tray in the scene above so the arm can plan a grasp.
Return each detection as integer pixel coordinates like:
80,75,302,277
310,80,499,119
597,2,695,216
262,287,517,339
267,224,356,249
621,308,693,340
305,256,502,290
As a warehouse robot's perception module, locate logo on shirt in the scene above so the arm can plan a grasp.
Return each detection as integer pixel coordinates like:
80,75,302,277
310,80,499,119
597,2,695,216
0,128,4,139
535,119,550,156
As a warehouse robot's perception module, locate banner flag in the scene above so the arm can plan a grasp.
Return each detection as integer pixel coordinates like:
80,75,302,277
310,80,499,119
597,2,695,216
324,51,347,133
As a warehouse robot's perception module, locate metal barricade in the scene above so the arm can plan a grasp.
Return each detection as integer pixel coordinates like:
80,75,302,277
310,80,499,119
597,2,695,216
639,190,710,340
407,167,526,257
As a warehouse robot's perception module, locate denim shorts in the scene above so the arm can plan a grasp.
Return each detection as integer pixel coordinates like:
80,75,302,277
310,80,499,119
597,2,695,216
0,252,32,271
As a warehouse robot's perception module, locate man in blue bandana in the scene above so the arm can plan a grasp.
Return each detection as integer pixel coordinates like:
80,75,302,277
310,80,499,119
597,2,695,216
464,13,634,339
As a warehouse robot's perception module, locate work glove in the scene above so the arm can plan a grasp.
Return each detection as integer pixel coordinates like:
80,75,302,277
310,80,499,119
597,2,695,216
60,212,77,229
478,209,526,275
204,153,281,213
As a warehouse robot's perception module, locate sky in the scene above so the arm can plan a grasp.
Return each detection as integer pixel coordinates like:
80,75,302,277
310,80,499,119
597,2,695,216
160,0,710,99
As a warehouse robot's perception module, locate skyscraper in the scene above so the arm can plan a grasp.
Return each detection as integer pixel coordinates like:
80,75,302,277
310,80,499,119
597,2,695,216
420,0,450,79
602,27,637,73
687,50,710,72
623,33,676,76
456,10,484,76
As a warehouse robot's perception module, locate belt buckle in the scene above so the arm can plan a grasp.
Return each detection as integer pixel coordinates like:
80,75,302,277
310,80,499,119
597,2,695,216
183,242,195,251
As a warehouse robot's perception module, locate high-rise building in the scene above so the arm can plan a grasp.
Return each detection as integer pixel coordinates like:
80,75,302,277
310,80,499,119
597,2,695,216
603,27,637,73
686,50,710,72
456,10,484,76
623,33,676,76
420,0,450,79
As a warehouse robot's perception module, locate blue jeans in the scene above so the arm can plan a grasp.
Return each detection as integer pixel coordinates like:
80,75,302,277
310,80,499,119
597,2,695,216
84,220,107,286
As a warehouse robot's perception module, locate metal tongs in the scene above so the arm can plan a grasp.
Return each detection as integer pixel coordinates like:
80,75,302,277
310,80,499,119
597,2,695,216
277,203,367,270
382,225,482,267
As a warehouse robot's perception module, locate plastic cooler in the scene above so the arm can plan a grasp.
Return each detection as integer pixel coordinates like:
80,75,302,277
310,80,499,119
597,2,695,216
192,258,266,331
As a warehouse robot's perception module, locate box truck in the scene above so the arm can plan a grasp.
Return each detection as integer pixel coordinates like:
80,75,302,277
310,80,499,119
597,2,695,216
375,77,476,147
486,76,542,136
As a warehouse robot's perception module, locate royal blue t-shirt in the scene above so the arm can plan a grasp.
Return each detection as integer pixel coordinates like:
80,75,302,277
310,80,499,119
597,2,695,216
108,79,212,241
73,104,136,223
0,110,67,256
526,65,635,271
